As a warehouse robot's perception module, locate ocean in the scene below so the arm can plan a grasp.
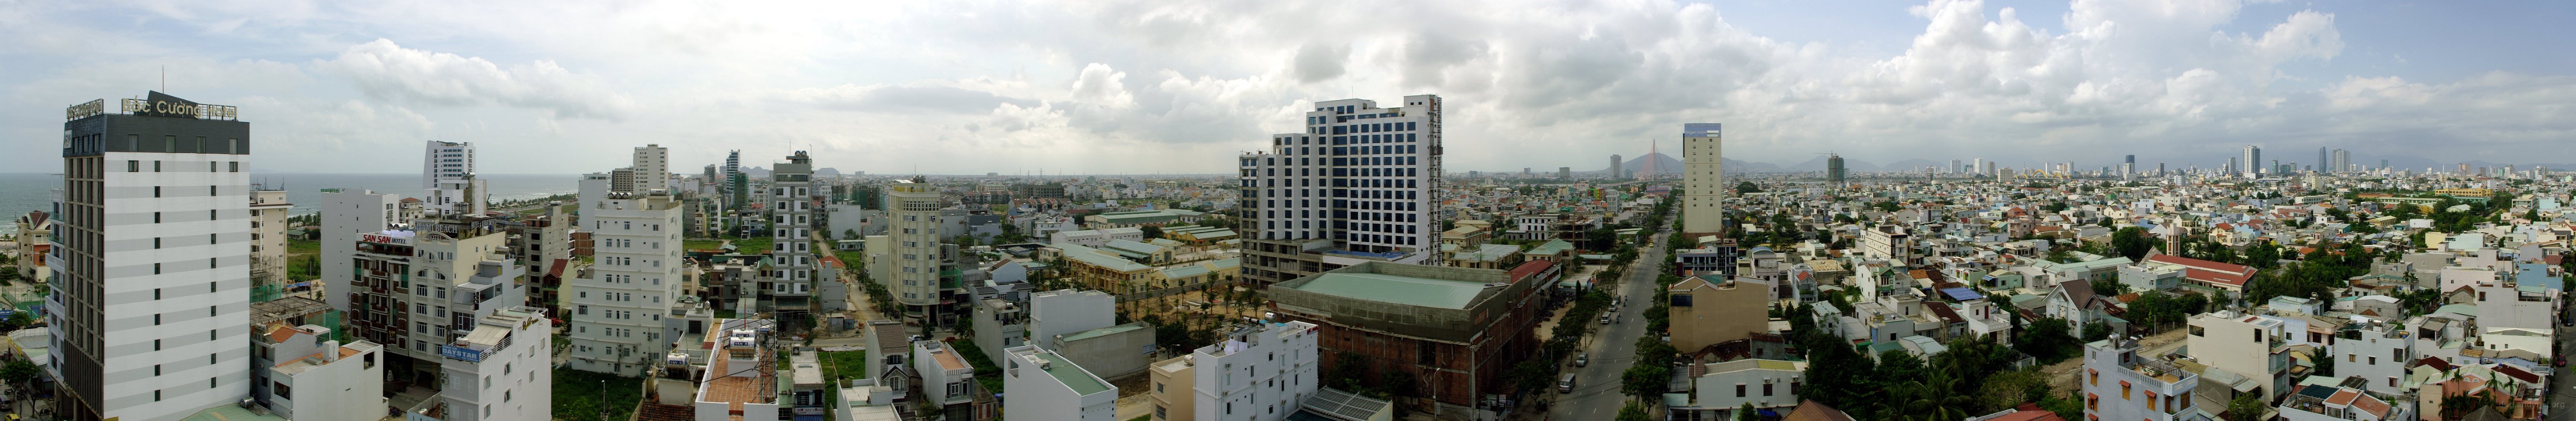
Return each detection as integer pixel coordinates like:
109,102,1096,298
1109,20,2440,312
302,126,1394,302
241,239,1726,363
0,173,582,235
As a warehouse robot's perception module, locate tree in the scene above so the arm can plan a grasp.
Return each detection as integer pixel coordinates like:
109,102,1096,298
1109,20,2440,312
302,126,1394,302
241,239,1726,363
0,359,35,385
1735,182,1762,195
1737,403,1762,421
2225,390,2268,421
2310,348,2334,377
2111,226,2154,262
2081,320,2110,342
1620,362,1672,398
1615,400,1655,421
1976,370,2048,415
2014,317,2079,363
1141,225,1165,239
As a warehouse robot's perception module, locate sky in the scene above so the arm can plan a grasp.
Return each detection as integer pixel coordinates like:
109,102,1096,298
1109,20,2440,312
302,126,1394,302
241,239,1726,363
3,0,2573,175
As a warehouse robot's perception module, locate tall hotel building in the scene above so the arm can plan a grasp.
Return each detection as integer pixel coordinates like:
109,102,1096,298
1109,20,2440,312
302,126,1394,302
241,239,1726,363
1681,123,1724,234
884,178,944,317
52,92,255,420
1236,95,1442,286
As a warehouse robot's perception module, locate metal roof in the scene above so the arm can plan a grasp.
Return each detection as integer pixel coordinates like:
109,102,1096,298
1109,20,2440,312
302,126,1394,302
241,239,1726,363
1288,272,1502,309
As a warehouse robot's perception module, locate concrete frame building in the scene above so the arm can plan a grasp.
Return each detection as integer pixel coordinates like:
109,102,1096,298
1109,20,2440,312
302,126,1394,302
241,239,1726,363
1265,262,1544,412
1682,123,1724,234
14,211,52,285
563,169,686,375
249,188,290,289
1237,95,1443,287
2186,310,2293,400
50,92,257,420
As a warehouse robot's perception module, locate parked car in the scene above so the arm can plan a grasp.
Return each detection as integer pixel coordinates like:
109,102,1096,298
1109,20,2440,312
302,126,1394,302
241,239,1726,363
1575,353,1589,367
1601,315,1612,325
1558,373,1579,393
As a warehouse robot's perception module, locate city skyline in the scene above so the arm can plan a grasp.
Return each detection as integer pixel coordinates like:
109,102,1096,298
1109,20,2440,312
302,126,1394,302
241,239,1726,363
6,1,2574,175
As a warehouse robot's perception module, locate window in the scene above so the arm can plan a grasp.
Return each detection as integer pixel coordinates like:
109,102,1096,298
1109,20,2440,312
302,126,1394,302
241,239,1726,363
274,382,292,399
127,160,138,172
1763,383,1773,396
1736,384,1746,397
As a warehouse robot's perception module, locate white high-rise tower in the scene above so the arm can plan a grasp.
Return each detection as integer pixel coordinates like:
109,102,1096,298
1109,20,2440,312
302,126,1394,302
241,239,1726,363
52,92,256,420
1236,95,1443,286
2241,145,2263,178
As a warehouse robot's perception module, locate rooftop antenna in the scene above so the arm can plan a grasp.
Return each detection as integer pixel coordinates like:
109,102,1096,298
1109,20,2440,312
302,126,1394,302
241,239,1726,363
161,65,166,92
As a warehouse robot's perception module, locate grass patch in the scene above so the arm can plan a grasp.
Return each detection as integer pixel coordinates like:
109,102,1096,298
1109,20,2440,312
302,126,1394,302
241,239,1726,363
1127,416,1151,421
553,369,645,421
286,238,320,255
822,350,870,382
683,239,725,250
946,339,1006,395
732,237,775,254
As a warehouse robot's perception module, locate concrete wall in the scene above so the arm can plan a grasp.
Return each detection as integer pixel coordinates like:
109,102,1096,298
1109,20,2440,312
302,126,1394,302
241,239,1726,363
1053,324,1157,379
1030,289,1116,348
1669,277,1770,353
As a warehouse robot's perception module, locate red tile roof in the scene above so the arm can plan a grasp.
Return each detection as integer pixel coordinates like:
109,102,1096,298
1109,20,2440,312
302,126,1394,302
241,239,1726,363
2146,255,2256,287
2496,364,2542,384
2417,356,2457,372
1509,259,1555,282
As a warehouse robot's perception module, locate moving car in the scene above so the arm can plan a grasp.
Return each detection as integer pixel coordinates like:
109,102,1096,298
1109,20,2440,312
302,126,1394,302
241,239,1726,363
1558,373,1578,393
1575,353,1589,367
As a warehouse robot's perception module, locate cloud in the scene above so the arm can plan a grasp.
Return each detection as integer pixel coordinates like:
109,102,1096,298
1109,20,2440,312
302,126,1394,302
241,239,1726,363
2,0,2570,175
1291,42,1349,83
321,39,638,121
779,84,1042,114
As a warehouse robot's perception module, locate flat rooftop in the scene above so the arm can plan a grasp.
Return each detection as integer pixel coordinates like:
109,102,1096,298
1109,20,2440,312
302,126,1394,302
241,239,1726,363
1016,347,1112,396
1286,272,1502,309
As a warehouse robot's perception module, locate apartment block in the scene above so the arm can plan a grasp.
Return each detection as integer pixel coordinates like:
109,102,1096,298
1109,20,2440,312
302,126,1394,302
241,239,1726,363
564,173,686,375
251,325,385,420
428,306,550,421
2079,339,2200,421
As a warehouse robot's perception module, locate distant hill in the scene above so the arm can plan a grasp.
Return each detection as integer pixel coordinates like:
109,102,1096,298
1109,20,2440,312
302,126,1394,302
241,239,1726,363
1880,159,1941,173
1612,153,1685,175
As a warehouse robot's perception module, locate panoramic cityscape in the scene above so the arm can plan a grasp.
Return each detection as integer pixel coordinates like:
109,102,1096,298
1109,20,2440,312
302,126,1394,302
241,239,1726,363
5,2,2576,421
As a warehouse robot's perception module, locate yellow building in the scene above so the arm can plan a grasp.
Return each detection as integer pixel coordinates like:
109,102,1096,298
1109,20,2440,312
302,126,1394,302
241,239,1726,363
1667,275,1772,354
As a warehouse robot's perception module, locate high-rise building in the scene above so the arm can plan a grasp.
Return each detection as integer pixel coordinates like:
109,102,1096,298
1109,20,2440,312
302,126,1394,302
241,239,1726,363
632,144,669,193
52,92,257,420
2330,149,2351,173
2241,145,2263,178
248,189,291,289
422,141,483,215
1948,159,1963,174
1825,154,1846,185
562,163,684,375
763,152,822,324
1557,166,1571,179
2459,163,2473,175
1610,155,1623,180
886,178,945,315
1682,123,1724,234
2318,147,2328,174
1236,95,1443,286
1978,159,1994,177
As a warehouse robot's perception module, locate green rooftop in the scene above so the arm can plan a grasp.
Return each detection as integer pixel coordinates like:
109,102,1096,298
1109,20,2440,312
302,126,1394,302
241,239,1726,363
1288,272,1501,309
1023,348,1112,396
1057,323,1147,343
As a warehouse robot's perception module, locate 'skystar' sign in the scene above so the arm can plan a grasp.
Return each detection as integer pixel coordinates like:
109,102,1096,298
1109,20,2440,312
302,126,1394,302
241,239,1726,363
360,234,407,245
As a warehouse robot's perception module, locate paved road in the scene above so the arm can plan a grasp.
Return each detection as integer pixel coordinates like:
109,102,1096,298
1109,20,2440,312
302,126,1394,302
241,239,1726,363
1549,227,1670,420
2552,305,2572,420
